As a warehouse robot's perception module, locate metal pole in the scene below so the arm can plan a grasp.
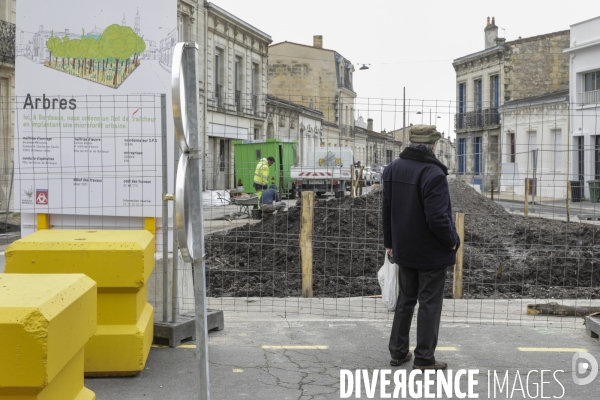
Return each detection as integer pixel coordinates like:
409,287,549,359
184,43,210,400
4,162,14,228
403,87,406,150
161,94,169,323
172,124,180,324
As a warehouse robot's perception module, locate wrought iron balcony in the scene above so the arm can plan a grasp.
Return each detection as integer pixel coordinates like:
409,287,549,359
454,108,499,130
0,20,15,64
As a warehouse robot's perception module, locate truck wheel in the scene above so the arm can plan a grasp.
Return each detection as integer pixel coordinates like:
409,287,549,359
290,183,296,199
335,190,344,198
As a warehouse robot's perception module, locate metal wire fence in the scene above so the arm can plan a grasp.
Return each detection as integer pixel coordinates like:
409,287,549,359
199,94,600,329
2,94,600,328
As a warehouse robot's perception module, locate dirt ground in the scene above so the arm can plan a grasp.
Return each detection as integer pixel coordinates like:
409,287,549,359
206,180,600,299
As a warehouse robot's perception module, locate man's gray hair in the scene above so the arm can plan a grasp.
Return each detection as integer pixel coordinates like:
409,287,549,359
409,142,435,152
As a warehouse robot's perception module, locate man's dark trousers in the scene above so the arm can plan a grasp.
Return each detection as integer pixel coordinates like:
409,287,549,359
389,265,447,365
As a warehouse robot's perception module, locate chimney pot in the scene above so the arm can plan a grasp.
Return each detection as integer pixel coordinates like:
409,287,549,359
487,17,490,26
313,35,323,49
367,118,373,131
492,17,495,25
40,25,43,31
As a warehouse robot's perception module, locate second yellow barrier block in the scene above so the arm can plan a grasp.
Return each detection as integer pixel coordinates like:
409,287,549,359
5,230,155,377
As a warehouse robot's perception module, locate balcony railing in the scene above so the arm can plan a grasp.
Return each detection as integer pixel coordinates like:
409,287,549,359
0,20,15,64
580,89,600,105
454,107,499,130
235,90,241,112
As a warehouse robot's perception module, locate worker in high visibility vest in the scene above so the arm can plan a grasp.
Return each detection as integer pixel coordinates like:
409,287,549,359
253,156,275,208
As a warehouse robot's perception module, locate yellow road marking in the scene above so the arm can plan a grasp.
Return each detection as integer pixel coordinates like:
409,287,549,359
233,368,244,372
518,347,588,352
178,344,197,349
261,345,329,350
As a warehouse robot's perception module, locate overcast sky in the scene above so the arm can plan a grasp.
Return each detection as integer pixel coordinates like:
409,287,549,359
220,0,596,139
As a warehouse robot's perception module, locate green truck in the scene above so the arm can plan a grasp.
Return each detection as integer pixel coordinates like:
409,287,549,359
233,139,298,198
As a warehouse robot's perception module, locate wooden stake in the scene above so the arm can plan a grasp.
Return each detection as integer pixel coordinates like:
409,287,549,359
453,213,465,299
350,165,355,198
524,178,529,217
300,191,314,298
566,181,571,223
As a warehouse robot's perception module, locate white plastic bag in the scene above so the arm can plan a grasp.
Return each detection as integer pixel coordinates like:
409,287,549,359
377,252,399,311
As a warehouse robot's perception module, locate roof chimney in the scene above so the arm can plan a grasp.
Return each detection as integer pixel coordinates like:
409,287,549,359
367,118,373,131
39,25,43,32
484,16,498,49
486,17,490,26
313,35,323,49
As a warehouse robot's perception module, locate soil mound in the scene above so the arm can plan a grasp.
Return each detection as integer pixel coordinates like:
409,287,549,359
206,180,600,299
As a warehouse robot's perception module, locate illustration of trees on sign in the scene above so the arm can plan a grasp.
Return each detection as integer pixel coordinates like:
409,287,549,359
44,24,146,89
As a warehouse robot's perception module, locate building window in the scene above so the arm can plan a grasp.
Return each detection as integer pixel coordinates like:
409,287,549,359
583,70,600,104
595,136,600,179
235,56,242,111
457,83,466,129
251,62,259,114
215,48,223,106
490,75,499,108
528,132,537,170
553,129,562,172
509,133,515,163
577,136,585,182
178,15,184,42
474,136,482,175
458,138,466,175
474,79,482,111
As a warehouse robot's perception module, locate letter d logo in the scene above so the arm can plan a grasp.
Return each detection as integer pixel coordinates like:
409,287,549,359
572,352,598,385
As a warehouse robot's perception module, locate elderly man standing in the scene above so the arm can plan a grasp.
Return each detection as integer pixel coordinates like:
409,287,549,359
253,156,274,208
381,124,460,371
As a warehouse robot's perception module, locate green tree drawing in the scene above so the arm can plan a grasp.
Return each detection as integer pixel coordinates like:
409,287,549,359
46,31,60,65
66,37,81,70
44,23,146,88
99,24,138,86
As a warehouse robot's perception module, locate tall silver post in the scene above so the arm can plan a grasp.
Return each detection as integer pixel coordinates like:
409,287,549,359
184,43,210,400
161,94,169,323
172,122,180,324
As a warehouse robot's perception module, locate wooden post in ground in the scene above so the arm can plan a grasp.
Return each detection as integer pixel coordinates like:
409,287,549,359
567,181,571,222
355,166,364,196
300,191,314,298
524,178,529,216
350,165,355,198
453,213,465,299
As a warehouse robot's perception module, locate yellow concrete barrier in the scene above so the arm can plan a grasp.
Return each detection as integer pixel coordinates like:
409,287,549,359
5,230,155,376
0,273,97,400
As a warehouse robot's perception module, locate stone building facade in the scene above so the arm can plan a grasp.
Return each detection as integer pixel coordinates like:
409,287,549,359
499,90,569,198
268,36,359,161
453,17,569,191
265,95,323,167
565,16,600,199
185,2,271,190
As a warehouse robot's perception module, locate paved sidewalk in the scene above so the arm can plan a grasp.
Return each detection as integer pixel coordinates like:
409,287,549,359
86,300,600,400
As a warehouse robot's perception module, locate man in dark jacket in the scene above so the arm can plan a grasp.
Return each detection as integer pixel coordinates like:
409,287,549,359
260,184,286,214
382,124,459,371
